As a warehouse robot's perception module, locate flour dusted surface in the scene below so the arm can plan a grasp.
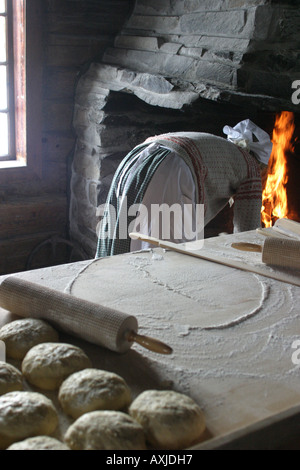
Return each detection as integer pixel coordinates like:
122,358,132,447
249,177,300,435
68,232,300,438
1,230,299,447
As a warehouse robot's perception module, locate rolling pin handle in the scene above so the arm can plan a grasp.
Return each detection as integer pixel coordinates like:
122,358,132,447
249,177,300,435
126,330,173,355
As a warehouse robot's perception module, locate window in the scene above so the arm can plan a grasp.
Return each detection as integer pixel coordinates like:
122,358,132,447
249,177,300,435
0,0,13,159
0,0,26,163
0,0,42,175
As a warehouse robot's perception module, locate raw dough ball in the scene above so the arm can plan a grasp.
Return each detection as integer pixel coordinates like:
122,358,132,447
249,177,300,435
129,390,206,449
0,391,58,449
0,318,59,360
22,342,92,391
7,436,70,450
64,410,146,450
58,368,132,419
0,361,23,395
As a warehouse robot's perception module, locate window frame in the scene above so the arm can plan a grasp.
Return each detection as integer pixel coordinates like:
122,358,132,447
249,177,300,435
0,0,43,180
0,0,16,161
7,0,16,161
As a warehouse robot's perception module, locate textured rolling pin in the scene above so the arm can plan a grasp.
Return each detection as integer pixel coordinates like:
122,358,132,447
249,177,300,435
0,276,172,355
232,237,300,270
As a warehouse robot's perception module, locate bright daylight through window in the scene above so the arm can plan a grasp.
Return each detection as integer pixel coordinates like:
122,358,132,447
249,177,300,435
0,0,10,158
0,0,26,163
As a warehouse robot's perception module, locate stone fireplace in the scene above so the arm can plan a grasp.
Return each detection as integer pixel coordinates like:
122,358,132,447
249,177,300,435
70,0,299,258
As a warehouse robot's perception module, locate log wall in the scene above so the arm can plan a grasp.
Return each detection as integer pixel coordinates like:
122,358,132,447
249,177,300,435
0,0,133,274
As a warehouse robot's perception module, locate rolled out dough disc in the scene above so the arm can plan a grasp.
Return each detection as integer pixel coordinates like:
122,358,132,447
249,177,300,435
69,250,266,330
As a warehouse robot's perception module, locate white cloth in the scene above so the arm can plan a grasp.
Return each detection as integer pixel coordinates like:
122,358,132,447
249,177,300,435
223,119,273,166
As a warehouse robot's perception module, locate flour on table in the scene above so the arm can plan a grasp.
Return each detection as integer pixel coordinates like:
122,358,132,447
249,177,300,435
70,250,268,330
3,232,299,444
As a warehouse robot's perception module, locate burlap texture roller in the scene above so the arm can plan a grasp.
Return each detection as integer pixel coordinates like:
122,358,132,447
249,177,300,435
0,276,138,353
262,238,300,270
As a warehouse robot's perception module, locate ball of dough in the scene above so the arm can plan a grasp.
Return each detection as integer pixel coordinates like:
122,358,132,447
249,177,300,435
129,390,206,449
0,318,59,360
22,342,92,391
58,368,132,419
64,410,146,450
7,436,70,450
0,361,23,395
0,391,58,450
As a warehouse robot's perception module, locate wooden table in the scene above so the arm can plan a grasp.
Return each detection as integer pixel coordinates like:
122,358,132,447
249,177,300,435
1,230,300,450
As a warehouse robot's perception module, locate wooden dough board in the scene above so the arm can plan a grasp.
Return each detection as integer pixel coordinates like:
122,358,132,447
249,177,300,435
1,231,300,449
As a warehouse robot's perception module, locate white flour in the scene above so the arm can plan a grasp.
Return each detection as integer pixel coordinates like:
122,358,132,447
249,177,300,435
5,231,299,443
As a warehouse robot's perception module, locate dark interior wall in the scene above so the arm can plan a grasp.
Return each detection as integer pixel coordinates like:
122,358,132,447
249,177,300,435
0,0,134,275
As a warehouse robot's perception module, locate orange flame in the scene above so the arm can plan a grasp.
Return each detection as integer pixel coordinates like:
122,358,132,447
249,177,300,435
261,111,295,227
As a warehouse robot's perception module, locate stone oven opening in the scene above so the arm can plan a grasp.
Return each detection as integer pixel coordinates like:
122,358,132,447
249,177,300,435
70,0,300,259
